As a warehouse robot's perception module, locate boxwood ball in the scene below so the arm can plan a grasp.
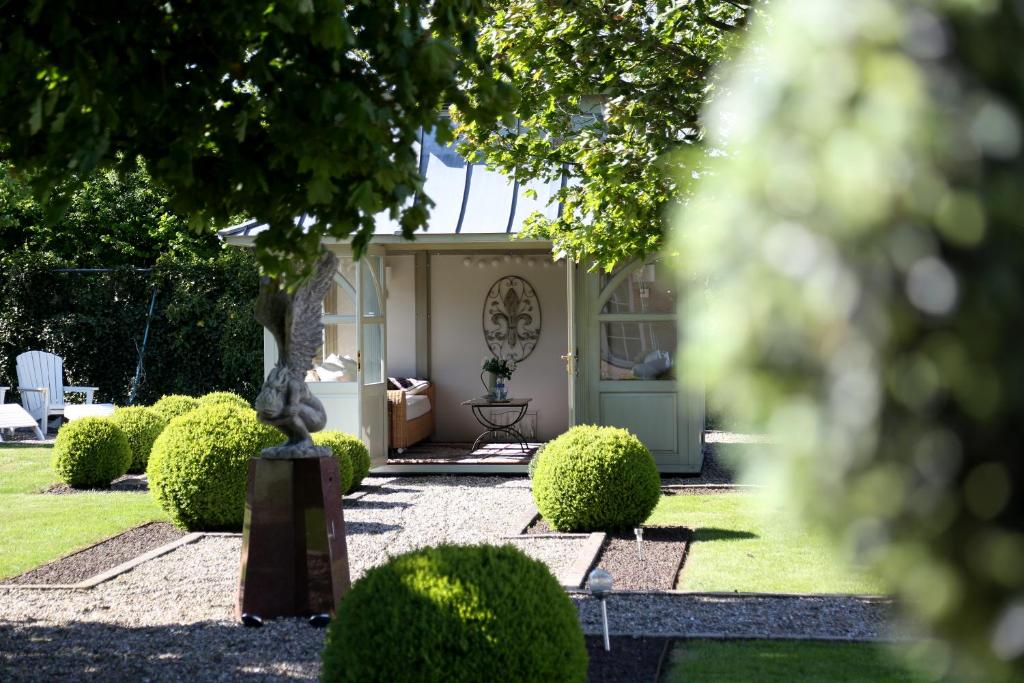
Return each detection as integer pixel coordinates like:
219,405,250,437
52,417,132,488
147,404,281,530
108,406,167,473
150,394,200,422
322,544,588,683
532,425,661,531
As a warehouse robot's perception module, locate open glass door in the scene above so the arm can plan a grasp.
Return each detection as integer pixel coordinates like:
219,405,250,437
357,249,388,466
564,259,579,425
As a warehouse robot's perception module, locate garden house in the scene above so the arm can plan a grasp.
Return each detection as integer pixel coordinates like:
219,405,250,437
221,127,703,475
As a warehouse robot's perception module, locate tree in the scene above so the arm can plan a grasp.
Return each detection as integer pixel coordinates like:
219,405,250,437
454,0,750,269
0,1,513,281
678,0,1024,679
0,159,216,265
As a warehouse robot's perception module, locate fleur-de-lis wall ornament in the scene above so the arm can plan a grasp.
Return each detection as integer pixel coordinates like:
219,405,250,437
482,276,541,363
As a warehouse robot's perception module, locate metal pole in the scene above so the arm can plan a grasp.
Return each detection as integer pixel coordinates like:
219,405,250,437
127,285,159,405
600,598,610,651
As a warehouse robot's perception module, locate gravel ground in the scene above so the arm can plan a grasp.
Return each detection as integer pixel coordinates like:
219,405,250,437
574,593,897,640
0,474,901,681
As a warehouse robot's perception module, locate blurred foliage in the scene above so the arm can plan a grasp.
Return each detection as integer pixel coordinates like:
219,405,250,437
455,0,751,269
0,1,514,282
677,0,1024,679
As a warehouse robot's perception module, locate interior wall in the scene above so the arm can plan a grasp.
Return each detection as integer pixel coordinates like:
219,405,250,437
385,254,417,378
430,254,568,442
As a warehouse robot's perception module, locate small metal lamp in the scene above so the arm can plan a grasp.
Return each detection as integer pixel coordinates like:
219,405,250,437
588,568,614,651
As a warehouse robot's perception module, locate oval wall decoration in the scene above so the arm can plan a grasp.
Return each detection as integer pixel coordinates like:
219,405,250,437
482,276,541,363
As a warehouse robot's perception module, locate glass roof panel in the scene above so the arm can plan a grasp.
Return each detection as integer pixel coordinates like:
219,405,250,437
459,163,516,233
419,128,469,233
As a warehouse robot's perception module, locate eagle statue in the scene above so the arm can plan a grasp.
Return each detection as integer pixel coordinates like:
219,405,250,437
253,250,337,458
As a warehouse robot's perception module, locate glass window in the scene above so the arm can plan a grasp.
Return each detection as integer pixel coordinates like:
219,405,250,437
361,256,382,317
312,323,358,382
600,321,676,380
362,323,384,384
600,262,676,314
324,277,356,317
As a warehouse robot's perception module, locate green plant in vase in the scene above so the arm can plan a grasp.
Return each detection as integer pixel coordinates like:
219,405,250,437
481,357,516,400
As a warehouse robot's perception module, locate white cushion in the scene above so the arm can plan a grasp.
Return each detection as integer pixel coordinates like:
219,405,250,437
315,366,347,382
64,404,116,420
404,395,431,421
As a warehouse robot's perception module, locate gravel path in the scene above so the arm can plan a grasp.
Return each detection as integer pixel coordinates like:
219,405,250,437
0,475,901,681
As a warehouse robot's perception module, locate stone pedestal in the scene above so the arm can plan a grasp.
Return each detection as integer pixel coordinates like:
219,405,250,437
237,456,350,621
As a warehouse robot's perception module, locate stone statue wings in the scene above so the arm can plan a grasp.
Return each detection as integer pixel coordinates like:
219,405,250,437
253,250,338,456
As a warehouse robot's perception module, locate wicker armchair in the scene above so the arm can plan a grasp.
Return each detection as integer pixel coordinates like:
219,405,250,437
388,383,434,451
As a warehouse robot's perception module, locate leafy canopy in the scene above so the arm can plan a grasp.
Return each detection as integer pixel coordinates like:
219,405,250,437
0,1,513,281
455,0,749,269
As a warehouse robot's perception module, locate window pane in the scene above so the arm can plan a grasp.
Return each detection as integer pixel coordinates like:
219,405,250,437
600,321,677,380
311,324,357,382
324,277,356,317
363,322,384,384
361,256,382,317
600,262,676,314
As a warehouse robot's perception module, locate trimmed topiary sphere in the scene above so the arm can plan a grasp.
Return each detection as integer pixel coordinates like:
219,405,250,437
147,404,281,530
108,406,167,473
527,443,547,479
322,543,588,683
311,431,357,494
150,394,200,422
532,425,661,531
344,436,371,490
196,391,250,410
52,417,132,488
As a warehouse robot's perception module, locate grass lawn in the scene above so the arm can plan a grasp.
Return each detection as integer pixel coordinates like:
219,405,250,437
647,493,886,594
0,444,168,579
663,640,948,682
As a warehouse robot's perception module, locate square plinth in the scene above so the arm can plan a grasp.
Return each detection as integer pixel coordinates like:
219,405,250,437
237,456,350,620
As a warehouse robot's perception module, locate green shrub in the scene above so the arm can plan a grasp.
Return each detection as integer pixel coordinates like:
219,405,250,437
196,391,250,410
108,406,168,473
322,544,587,683
147,404,281,530
344,436,371,490
52,417,132,488
527,443,546,479
532,425,661,531
311,431,358,494
150,394,200,422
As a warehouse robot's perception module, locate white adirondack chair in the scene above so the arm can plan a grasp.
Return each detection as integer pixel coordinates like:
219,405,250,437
16,351,98,432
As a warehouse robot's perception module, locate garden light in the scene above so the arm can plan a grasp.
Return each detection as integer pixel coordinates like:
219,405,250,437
588,568,613,651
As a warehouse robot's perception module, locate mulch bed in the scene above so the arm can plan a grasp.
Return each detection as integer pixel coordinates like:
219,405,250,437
2,522,186,585
45,473,149,495
526,519,690,591
586,635,672,683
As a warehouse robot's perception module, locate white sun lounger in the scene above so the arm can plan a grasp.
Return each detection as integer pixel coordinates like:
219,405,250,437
0,387,46,441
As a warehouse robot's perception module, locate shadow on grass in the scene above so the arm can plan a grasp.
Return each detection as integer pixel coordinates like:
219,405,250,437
692,527,758,542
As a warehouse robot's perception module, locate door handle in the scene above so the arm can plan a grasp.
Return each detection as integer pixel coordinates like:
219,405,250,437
357,351,362,372
560,352,577,376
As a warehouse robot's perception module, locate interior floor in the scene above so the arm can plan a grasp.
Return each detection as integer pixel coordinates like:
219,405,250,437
388,441,541,465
